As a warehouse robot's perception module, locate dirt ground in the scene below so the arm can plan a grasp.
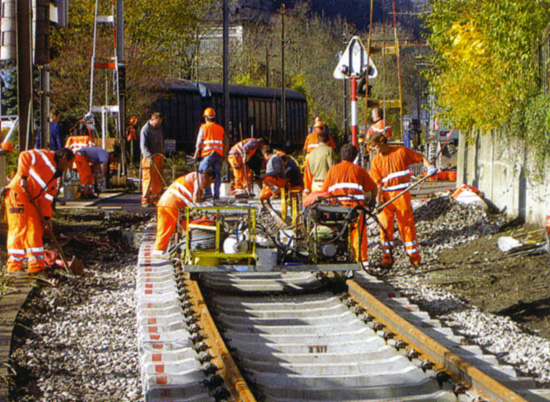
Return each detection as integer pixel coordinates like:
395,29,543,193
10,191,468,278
414,222,550,339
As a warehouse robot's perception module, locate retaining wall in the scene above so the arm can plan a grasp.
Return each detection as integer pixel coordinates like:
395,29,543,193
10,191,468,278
457,129,550,226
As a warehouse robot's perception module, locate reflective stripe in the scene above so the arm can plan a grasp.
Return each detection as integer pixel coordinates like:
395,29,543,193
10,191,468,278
403,240,418,247
29,169,48,190
168,188,194,208
307,144,319,150
44,194,54,203
35,150,56,174
27,247,45,253
382,249,391,254
381,241,395,248
9,256,25,262
152,250,165,256
372,125,391,133
28,255,45,261
328,183,364,193
8,248,25,255
30,151,36,165
337,195,365,201
173,182,195,207
405,247,419,255
382,169,410,183
383,183,409,192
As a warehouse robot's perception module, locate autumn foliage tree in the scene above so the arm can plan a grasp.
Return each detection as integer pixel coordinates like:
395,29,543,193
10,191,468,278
425,0,550,133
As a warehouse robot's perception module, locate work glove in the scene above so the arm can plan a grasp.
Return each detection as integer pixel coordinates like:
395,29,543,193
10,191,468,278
427,165,437,177
366,197,377,210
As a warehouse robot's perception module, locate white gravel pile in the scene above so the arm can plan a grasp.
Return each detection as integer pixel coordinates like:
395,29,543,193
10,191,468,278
10,254,142,402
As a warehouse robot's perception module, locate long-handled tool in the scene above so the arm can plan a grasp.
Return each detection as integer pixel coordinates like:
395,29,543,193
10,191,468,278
375,171,437,214
25,190,85,276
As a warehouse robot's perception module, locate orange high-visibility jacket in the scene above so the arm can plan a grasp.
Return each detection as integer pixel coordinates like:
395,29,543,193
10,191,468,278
229,138,262,159
65,135,94,152
369,146,423,192
200,122,225,158
321,161,376,204
157,172,198,210
367,119,392,140
7,149,59,218
303,130,336,155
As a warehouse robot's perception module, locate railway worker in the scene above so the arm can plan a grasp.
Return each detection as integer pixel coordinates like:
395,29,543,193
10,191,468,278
152,168,217,258
303,121,336,195
366,108,393,141
140,111,165,208
65,120,95,153
2,148,74,274
228,137,267,197
193,107,228,200
307,131,337,192
368,132,435,267
35,108,63,151
276,151,304,192
259,146,287,204
308,116,332,137
320,144,377,270
74,146,110,199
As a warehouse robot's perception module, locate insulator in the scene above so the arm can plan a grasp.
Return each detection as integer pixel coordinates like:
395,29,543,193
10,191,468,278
202,362,218,375
197,352,212,363
420,360,435,371
205,374,224,388
406,349,420,360
436,371,451,387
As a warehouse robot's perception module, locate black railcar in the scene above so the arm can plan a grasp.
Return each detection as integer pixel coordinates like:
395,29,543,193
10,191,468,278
153,79,308,153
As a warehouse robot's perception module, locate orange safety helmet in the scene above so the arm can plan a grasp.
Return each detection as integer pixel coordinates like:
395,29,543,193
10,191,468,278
128,116,138,126
203,107,216,118
1,141,14,153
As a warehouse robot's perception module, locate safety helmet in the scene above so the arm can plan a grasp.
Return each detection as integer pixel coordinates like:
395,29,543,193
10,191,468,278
1,142,14,153
129,116,138,126
314,121,324,129
203,107,216,118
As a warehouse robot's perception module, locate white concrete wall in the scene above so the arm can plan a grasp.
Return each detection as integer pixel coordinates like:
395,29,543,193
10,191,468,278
457,130,550,226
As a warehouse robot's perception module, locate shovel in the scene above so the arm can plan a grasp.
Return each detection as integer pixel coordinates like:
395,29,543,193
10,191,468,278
25,189,85,276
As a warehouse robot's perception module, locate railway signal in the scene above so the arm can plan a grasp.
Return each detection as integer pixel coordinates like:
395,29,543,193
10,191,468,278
334,36,378,147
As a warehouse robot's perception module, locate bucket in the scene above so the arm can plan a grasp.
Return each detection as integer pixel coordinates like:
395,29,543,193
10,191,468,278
63,182,80,200
437,171,447,181
447,170,457,181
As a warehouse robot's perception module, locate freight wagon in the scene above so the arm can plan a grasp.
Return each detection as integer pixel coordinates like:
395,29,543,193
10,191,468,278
153,79,308,153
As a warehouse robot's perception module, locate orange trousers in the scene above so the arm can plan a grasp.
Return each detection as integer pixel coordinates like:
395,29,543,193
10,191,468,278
259,176,287,200
303,154,313,191
75,154,94,195
350,214,369,263
142,155,164,205
377,190,420,265
228,154,252,192
153,206,188,255
5,191,46,273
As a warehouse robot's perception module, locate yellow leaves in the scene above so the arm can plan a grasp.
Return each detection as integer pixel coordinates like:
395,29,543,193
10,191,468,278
446,22,488,62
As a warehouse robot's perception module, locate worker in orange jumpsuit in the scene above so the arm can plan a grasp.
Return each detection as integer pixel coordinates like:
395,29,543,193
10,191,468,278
65,120,95,152
303,121,336,194
259,146,287,204
140,112,165,207
228,137,267,197
321,144,377,269
368,133,435,267
3,148,74,274
366,108,393,141
74,147,110,199
152,168,217,257
194,107,228,200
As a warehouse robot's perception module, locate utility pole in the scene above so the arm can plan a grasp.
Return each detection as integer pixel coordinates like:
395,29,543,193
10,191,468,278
265,45,270,87
223,0,230,138
17,0,32,150
117,0,126,173
280,4,286,149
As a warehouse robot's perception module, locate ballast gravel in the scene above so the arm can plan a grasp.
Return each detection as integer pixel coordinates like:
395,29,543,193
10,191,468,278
8,195,550,401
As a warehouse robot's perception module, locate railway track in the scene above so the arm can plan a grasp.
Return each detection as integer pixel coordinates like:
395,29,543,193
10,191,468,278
136,224,550,402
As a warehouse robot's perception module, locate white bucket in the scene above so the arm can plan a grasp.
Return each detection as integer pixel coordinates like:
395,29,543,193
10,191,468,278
63,182,80,200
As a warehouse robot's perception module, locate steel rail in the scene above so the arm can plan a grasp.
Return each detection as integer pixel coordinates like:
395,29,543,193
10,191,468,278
347,280,529,402
185,277,257,402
